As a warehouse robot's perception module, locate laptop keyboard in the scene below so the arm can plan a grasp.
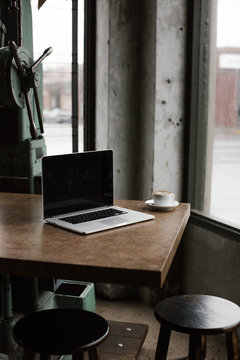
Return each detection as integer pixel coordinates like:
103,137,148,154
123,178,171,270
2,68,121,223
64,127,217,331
60,208,127,224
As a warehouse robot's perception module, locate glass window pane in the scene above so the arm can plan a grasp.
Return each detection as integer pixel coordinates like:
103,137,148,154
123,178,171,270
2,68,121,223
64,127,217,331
210,0,240,228
78,1,84,152
31,0,84,155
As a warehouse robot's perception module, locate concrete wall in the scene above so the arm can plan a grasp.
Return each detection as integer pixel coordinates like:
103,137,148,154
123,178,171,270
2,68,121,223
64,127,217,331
153,0,186,198
183,222,240,305
96,0,186,201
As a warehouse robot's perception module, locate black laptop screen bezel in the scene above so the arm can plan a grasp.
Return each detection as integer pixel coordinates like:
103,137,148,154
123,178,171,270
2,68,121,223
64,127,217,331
42,150,114,219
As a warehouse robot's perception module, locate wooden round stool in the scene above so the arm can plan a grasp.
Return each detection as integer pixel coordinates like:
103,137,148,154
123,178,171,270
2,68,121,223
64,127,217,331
13,308,109,360
154,294,240,360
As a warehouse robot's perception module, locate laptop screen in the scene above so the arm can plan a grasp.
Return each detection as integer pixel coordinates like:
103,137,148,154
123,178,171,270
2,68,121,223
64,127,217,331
42,150,113,219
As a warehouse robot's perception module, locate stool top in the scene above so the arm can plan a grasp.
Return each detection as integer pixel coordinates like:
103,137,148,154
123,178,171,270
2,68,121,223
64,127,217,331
13,308,109,355
154,295,240,335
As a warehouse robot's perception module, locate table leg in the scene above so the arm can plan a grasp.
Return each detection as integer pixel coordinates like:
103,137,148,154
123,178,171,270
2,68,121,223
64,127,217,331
0,274,23,359
154,325,171,360
225,329,240,360
1,274,13,320
188,334,206,360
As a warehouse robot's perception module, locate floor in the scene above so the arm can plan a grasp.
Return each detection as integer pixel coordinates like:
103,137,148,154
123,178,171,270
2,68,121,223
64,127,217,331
96,296,228,360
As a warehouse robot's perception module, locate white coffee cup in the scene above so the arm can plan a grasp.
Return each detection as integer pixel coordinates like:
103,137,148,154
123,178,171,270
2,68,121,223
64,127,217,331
152,190,175,206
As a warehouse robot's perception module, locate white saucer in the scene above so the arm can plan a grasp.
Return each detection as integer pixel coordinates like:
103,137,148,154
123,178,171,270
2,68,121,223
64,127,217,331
145,199,179,211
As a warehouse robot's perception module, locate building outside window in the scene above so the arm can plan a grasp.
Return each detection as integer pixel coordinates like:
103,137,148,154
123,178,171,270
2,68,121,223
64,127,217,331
188,0,240,231
31,0,84,155
210,0,240,228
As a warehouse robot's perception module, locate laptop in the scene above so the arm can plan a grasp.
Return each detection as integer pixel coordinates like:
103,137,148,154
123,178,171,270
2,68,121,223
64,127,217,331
42,150,155,234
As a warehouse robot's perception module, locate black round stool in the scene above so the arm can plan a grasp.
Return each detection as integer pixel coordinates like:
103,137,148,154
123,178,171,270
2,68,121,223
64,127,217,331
13,308,109,360
154,295,240,360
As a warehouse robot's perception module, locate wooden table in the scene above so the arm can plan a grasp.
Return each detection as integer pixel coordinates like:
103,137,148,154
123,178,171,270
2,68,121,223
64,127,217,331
0,193,190,287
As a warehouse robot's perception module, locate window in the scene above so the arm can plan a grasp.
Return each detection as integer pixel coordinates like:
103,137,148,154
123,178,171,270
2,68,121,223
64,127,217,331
186,0,240,230
210,0,240,228
31,0,84,155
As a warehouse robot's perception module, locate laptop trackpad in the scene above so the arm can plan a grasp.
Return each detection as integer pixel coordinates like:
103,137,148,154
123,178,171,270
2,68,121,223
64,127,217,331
100,217,128,226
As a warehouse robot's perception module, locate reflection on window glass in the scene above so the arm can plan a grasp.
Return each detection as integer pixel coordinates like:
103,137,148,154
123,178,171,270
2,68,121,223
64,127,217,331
31,0,84,155
210,0,240,228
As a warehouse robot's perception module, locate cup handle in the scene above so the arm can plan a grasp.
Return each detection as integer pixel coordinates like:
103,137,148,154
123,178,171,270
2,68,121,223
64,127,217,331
171,193,175,201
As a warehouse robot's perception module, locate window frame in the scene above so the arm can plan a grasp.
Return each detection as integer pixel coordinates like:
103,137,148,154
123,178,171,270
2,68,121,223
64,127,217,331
84,0,96,151
184,0,240,238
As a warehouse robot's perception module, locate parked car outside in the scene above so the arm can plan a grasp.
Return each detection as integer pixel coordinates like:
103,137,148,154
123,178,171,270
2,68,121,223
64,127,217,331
43,108,71,124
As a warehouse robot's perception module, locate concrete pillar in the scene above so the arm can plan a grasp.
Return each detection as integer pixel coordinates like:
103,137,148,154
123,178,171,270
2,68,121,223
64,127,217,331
153,0,186,199
96,0,186,202
96,0,156,200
